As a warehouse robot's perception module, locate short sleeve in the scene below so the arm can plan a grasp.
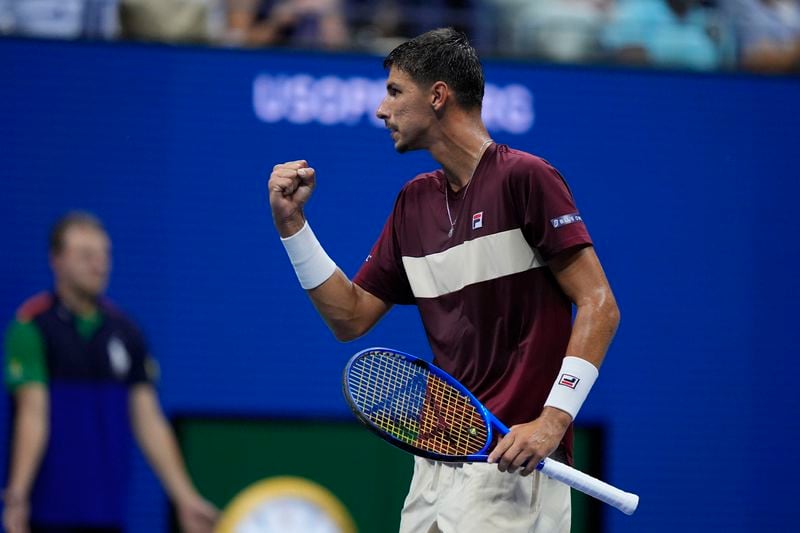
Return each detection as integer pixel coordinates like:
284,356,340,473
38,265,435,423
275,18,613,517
125,323,158,386
4,320,49,391
513,158,592,261
353,192,416,305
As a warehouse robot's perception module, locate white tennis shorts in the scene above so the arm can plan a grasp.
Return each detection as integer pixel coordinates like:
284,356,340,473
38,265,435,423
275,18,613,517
399,457,571,533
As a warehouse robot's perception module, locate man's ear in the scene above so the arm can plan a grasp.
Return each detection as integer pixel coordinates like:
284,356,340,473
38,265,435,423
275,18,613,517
430,81,450,112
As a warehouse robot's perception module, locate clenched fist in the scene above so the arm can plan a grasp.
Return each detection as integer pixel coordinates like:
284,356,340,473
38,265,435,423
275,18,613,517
268,160,316,237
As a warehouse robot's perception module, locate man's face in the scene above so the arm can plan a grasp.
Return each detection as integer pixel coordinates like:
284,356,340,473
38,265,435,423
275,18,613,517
375,67,435,153
51,225,111,299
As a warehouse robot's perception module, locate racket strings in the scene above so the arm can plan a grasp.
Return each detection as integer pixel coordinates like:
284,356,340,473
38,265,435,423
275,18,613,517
425,378,487,456
348,350,488,456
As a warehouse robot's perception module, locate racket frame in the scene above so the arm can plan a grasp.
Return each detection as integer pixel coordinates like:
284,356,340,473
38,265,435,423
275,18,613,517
343,347,502,462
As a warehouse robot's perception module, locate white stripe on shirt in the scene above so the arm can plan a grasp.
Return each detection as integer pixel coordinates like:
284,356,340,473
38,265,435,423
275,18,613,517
401,228,545,298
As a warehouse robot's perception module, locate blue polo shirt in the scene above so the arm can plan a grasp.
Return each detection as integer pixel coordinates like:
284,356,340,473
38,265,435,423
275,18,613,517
4,292,156,527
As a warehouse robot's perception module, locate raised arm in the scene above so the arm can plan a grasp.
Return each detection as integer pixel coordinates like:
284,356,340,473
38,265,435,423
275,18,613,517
268,160,391,341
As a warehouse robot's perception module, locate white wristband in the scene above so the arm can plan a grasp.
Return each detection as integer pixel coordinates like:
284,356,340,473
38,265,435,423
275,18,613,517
543,356,599,420
280,221,337,290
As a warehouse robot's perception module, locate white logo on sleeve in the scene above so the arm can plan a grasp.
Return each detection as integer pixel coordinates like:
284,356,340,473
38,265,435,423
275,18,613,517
551,213,583,228
108,337,131,379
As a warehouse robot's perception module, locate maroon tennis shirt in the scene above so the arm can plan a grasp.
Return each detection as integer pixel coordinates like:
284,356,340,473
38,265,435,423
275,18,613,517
354,143,592,462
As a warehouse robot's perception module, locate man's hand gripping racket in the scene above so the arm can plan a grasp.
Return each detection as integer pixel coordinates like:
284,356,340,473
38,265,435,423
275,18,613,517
342,347,639,515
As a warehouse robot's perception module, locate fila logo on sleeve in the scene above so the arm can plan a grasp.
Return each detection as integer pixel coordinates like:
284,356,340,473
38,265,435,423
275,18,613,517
558,373,580,389
472,211,484,230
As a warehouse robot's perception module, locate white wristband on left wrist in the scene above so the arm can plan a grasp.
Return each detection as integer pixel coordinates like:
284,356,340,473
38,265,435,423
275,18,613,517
543,356,599,420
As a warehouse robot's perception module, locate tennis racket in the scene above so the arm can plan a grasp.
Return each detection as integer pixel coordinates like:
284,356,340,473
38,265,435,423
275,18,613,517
342,347,639,515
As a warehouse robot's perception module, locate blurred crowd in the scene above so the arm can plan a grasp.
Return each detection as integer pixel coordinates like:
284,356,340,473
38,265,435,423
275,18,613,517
0,0,798,73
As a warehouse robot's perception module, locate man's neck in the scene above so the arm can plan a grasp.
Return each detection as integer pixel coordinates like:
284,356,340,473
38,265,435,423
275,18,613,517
427,116,491,191
55,285,98,317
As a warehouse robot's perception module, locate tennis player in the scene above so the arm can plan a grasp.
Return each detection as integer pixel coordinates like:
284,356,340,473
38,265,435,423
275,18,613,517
268,28,619,533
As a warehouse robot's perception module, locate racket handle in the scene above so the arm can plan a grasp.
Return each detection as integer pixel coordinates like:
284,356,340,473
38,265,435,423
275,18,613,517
538,458,639,515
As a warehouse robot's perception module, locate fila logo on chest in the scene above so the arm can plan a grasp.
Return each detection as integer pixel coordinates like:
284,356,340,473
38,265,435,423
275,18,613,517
472,211,484,230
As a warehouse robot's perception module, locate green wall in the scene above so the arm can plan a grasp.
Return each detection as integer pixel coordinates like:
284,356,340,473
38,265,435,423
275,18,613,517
176,418,603,532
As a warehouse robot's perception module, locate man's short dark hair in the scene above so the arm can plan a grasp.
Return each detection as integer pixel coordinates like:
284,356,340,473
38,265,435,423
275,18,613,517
383,27,484,110
49,211,106,255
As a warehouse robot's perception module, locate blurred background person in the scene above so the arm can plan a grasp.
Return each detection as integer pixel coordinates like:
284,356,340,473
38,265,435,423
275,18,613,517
482,0,613,63
2,211,217,533
600,0,726,70
119,0,223,44
725,0,800,72
223,0,348,48
348,0,474,54
348,0,411,53
0,0,119,40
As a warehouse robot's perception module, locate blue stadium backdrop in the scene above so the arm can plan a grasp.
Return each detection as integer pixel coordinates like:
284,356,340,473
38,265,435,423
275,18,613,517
1,37,799,532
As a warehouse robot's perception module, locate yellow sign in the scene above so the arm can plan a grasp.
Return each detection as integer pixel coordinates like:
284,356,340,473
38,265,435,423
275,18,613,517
216,476,357,533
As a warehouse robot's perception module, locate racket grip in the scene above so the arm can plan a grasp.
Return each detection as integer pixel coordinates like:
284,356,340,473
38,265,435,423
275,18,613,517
538,458,639,515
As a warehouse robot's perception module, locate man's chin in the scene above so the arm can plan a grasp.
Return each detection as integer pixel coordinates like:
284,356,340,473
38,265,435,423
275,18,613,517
394,139,420,154
77,284,106,300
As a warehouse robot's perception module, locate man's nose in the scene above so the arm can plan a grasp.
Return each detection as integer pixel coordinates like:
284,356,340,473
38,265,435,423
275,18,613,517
376,99,389,120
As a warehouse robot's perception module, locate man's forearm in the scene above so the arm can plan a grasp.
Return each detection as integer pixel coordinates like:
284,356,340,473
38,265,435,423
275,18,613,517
130,387,197,504
565,292,620,368
6,386,49,499
308,270,388,341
